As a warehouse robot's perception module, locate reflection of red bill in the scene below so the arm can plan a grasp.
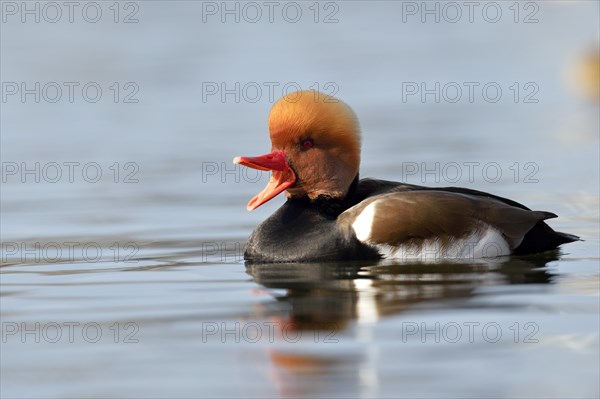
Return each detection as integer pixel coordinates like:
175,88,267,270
270,350,338,370
233,150,296,211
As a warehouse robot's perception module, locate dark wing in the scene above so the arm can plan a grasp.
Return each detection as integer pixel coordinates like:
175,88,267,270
352,178,579,254
340,189,560,252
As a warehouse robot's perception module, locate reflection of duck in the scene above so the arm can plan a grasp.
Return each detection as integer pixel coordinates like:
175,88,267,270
246,256,556,398
247,255,555,330
234,91,578,262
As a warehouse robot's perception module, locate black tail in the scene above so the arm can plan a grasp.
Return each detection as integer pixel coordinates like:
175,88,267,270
513,221,580,255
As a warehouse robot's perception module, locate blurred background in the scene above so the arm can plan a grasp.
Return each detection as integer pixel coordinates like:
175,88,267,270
1,1,599,398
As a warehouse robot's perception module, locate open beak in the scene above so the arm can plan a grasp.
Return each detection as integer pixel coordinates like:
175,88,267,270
233,150,296,211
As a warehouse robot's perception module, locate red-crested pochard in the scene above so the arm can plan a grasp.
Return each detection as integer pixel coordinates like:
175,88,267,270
234,91,579,262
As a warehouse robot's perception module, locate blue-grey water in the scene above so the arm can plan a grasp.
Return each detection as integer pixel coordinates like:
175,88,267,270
1,2,599,398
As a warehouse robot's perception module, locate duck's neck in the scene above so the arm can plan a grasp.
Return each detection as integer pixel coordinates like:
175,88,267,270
288,174,360,218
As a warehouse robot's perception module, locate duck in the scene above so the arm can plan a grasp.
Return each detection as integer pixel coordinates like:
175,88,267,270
233,90,579,263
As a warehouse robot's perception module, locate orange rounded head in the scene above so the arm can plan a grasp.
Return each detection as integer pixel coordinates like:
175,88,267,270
234,90,361,211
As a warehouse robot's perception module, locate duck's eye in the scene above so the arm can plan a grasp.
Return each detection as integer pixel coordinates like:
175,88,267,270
301,139,314,150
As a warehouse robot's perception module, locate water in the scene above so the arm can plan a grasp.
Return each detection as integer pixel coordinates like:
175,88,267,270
1,1,599,398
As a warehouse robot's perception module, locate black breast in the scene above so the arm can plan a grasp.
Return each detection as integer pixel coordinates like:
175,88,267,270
244,195,379,263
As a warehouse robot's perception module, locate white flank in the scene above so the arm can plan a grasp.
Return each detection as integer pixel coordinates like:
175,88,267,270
351,202,377,242
376,225,511,261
